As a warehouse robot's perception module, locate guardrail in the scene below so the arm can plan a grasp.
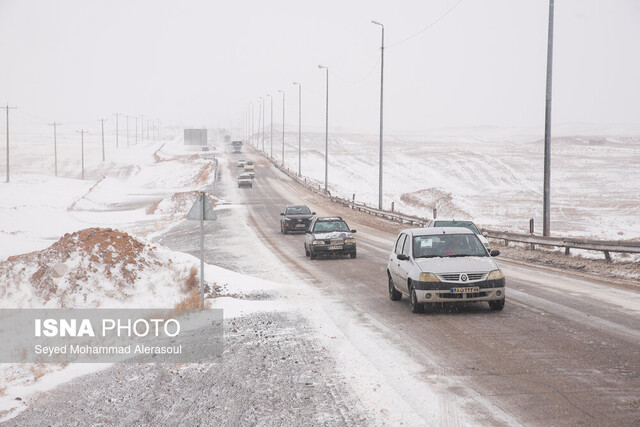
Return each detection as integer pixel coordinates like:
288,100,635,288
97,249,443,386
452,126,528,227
258,149,639,261
481,229,640,261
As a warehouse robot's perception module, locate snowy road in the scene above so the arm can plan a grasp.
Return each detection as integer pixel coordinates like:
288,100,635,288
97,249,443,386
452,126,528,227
9,144,640,425
212,146,640,425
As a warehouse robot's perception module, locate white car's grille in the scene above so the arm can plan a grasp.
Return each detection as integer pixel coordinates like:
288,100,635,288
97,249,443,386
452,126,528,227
438,273,487,283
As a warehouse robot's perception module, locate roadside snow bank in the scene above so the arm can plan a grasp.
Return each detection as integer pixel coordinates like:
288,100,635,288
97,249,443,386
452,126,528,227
0,227,196,308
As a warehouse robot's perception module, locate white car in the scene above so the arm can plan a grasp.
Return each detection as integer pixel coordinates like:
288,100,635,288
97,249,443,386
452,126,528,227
424,219,490,250
237,173,252,188
387,227,505,313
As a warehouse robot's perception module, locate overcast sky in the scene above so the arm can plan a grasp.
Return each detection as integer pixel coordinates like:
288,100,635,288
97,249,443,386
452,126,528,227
1,0,639,134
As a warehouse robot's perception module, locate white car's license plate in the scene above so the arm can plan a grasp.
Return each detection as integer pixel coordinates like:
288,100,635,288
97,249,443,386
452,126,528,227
451,287,480,294
329,245,343,250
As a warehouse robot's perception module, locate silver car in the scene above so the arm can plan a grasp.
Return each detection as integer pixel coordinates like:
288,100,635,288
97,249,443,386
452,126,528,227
387,227,505,313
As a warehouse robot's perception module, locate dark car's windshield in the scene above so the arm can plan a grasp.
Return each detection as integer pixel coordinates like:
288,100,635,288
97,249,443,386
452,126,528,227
434,221,481,235
286,206,311,215
413,234,486,258
313,221,349,233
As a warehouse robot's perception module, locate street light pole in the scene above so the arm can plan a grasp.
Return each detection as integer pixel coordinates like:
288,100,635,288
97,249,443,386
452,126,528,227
267,94,273,158
293,82,302,176
278,90,285,164
261,97,266,152
318,65,329,192
543,0,554,237
372,20,385,210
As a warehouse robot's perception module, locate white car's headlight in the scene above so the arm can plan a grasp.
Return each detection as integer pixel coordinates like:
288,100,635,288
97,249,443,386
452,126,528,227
487,269,504,280
419,272,440,282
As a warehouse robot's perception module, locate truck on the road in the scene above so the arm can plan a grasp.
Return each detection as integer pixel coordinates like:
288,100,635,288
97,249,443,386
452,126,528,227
232,140,243,153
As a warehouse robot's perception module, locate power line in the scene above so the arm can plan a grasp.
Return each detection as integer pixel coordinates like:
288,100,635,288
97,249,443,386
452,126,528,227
387,0,465,48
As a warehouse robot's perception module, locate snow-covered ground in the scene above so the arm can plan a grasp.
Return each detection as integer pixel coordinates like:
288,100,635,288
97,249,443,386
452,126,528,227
262,124,640,240
1,123,637,423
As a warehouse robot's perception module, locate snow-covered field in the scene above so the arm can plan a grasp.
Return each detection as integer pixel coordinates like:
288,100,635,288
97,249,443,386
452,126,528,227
264,124,640,240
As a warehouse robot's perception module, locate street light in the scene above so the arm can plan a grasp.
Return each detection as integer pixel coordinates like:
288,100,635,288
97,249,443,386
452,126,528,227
278,89,285,165
318,64,329,192
293,82,302,176
372,20,384,210
258,97,264,151
267,94,273,157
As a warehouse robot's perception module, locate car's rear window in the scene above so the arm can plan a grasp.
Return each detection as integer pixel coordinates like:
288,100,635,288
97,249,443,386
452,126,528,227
313,221,349,233
434,221,480,234
286,206,311,215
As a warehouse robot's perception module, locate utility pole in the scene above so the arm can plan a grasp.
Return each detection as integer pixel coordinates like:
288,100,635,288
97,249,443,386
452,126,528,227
278,89,285,164
126,115,130,148
543,0,554,237
135,116,138,145
2,104,17,183
140,114,144,143
372,20,385,210
48,122,61,177
76,129,88,180
293,82,302,176
99,118,106,161
113,113,121,148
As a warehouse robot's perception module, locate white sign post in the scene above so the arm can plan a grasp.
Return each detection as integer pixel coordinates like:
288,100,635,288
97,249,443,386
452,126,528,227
186,192,217,308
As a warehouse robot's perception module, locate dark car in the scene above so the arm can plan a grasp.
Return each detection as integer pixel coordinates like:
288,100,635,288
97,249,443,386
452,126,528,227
280,205,315,234
304,217,357,260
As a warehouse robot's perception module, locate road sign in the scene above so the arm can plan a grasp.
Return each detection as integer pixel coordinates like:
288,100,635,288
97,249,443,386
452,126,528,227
187,193,217,221
187,192,217,308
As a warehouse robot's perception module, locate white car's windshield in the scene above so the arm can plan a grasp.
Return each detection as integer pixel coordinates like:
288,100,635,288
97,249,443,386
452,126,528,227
413,234,486,258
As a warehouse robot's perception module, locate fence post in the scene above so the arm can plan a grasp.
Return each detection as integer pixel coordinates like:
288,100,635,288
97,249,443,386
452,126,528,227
391,201,394,212
529,218,535,250
604,250,611,262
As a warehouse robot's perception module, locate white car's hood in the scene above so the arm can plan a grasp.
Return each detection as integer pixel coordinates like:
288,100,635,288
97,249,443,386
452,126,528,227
314,231,353,240
415,256,498,274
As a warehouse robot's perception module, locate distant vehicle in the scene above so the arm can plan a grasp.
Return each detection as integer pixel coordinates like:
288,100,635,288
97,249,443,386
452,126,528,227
424,219,490,250
237,159,246,167
237,173,253,188
232,140,243,153
243,162,255,178
280,205,316,234
304,217,357,260
387,227,504,313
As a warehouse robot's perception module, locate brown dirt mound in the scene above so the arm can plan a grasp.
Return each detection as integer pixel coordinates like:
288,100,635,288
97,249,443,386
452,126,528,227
1,228,159,304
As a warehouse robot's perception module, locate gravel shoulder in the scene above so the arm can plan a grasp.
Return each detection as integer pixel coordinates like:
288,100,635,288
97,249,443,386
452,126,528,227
7,312,370,426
